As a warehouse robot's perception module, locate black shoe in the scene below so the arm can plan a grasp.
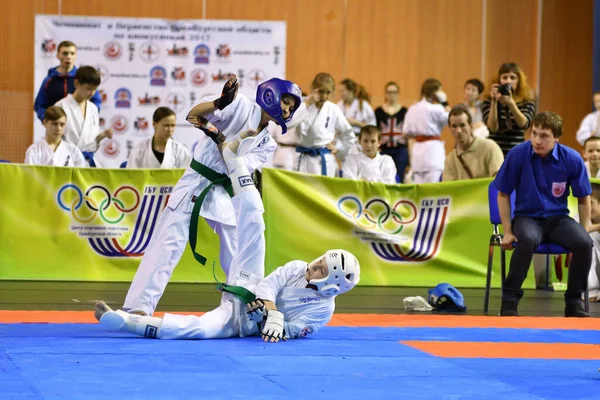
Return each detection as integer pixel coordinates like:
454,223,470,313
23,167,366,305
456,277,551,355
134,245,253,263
500,301,519,316
565,301,590,318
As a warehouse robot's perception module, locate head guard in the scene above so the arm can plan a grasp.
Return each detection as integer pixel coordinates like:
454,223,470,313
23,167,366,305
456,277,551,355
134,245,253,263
256,78,302,134
308,249,360,297
427,283,467,311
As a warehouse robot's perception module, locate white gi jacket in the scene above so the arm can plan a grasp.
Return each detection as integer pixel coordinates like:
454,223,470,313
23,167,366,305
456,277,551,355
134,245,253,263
24,139,87,167
167,94,277,225
127,137,191,169
342,152,397,184
254,261,335,339
55,94,101,152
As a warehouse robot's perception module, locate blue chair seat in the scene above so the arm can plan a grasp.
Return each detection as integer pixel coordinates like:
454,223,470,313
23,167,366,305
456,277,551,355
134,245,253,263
511,242,569,255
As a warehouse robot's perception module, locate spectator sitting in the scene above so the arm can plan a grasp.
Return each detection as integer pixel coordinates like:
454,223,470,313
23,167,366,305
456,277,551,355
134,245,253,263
34,41,102,122
576,92,600,146
24,106,86,167
442,106,504,181
342,125,397,184
55,66,113,155
586,183,600,301
583,136,600,179
127,107,191,169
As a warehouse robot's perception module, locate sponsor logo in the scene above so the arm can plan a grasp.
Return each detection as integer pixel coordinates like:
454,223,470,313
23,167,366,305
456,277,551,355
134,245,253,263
139,42,159,63
150,66,166,86
215,44,231,61
167,44,189,56
110,115,128,133
337,196,450,262
134,117,150,133
166,92,185,112
137,93,161,106
170,66,186,83
41,39,57,56
114,88,132,108
102,139,120,158
104,41,122,60
238,175,254,187
194,44,210,64
56,183,173,257
190,69,208,86
212,69,235,82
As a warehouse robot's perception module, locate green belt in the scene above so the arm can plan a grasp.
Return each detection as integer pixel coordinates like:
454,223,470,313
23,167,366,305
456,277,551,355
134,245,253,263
189,159,256,304
189,159,233,266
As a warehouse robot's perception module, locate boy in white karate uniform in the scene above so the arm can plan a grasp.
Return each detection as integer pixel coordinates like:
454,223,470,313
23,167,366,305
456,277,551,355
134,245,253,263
95,133,361,341
127,107,191,169
122,76,303,317
342,125,397,184
295,73,355,177
54,66,113,154
25,106,87,167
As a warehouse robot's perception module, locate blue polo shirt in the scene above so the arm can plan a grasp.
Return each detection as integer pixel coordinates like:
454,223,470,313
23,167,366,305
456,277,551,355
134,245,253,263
493,141,591,217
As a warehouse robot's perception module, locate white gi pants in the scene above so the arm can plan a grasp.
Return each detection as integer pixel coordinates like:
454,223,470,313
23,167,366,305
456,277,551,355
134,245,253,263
122,201,237,316
158,189,266,339
296,152,338,177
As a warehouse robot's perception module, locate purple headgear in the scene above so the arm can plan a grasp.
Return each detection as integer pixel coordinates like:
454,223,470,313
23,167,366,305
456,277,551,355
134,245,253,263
256,78,302,133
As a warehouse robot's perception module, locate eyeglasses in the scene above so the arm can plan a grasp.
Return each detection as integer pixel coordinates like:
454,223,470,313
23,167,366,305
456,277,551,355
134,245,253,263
386,91,398,94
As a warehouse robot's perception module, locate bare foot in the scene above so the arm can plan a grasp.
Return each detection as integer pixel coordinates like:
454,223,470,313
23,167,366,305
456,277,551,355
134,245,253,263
94,301,112,322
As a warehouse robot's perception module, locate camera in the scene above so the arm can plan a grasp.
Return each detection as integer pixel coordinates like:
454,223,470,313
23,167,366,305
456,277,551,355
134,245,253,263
498,83,512,96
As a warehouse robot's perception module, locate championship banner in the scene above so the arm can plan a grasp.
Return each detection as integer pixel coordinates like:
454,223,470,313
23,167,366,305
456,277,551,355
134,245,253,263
262,169,558,289
0,164,226,282
34,15,286,167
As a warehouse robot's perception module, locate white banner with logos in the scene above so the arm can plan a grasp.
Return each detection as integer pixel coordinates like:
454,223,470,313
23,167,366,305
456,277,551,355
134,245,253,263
34,15,286,167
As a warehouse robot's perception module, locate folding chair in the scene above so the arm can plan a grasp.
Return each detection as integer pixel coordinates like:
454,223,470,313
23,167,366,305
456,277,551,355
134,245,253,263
483,182,590,313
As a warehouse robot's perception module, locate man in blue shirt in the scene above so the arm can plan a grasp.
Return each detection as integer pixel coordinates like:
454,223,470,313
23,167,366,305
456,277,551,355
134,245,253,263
493,111,592,317
34,41,102,122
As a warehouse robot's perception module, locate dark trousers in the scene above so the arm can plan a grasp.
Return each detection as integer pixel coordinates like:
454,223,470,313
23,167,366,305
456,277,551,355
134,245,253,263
381,145,409,183
503,215,593,304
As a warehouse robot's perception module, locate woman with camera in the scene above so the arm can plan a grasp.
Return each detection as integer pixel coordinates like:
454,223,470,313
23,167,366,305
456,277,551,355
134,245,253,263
482,62,536,156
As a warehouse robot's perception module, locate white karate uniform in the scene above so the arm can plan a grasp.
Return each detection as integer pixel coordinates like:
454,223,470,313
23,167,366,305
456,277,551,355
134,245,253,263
127,137,191,169
24,139,87,167
337,99,377,134
295,101,355,177
342,152,397,184
403,99,448,183
576,111,600,145
123,94,277,316
585,161,600,178
270,125,300,171
55,94,101,152
589,232,600,299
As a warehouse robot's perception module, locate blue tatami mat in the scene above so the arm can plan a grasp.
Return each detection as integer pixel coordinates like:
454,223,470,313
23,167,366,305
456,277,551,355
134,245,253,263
0,324,599,400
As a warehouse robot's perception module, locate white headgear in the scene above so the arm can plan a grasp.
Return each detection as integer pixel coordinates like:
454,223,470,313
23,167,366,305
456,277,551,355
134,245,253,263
309,249,360,297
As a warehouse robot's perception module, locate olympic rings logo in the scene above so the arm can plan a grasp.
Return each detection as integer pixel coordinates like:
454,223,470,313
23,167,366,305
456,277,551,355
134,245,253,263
337,196,417,234
57,184,141,224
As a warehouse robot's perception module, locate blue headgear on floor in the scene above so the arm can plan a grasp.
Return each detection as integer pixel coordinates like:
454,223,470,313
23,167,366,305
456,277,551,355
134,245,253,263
256,78,302,134
428,283,467,311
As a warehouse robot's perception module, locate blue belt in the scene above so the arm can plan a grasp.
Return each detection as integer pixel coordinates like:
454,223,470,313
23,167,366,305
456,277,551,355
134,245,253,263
295,146,332,176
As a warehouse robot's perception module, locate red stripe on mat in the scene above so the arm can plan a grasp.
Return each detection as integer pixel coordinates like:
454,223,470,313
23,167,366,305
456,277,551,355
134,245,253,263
2,311,600,329
402,340,600,360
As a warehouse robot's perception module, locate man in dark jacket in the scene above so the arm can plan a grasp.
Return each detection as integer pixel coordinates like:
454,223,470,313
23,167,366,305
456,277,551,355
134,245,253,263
34,41,102,122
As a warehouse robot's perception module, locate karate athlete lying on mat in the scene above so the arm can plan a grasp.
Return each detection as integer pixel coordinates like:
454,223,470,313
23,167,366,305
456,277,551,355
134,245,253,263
95,129,361,342
121,76,303,317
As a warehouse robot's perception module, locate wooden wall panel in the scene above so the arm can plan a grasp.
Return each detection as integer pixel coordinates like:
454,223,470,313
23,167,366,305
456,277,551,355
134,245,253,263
538,0,594,150
345,0,484,153
206,0,346,93
484,0,539,89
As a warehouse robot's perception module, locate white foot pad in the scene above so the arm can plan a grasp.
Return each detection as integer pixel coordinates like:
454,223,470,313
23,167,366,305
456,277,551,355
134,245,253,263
99,310,127,331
